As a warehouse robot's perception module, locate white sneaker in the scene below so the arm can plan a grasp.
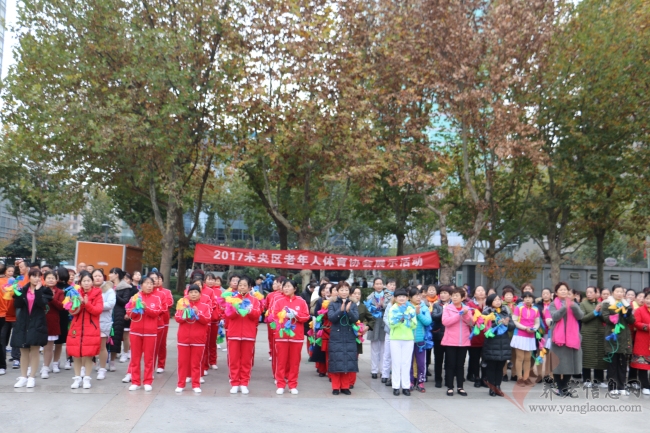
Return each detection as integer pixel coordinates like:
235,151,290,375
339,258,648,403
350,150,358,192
64,360,72,370
642,388,650,395
230,386,239,394
290,388,299,395
269,356,272,361
0,369,6,375
122,373,132,383
156,368,164,373
175,387,184,393
193,388,202,393
14,377,28,388
276,388,284,395
41,367,50,379
97,368,107,380
200,377,205,384
108,361,116,372
26,377,35,388
144,384,152,392
583,380,592,388
80,366,86,377
599,382,609,388
127,351,131,359
52,362,60,373
186,377,191,383
620,390,630,396
217,344,221,349
119,353,129,363
83,377,92,389
128,384,141,391
71,376,82,389
204,370,208,376
240,386,249,394
211,365,218,370
610,390,619,395
222,347,227,352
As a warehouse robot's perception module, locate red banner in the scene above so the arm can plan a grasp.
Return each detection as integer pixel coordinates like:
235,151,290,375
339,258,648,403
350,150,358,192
193,244,439,270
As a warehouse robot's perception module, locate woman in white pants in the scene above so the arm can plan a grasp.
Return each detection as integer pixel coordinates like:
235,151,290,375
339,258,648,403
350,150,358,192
387,288,417,396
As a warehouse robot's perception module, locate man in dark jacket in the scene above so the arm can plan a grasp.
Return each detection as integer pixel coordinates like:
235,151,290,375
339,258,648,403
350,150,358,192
431,285,452,388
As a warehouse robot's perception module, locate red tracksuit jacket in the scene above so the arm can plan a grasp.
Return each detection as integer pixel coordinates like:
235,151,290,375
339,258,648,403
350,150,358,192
128,292,163,336
153,287,173,324
268,294,310,342
175,298,211,344
203,285,221,322
224,293,261,341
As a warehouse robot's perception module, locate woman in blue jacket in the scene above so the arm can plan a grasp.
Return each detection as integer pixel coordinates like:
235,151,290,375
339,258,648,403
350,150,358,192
410,287,432,392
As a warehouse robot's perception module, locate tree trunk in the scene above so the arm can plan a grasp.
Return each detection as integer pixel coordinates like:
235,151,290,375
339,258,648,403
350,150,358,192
595,229,606,289
176,238,188,294
396,232,405,257
278,222,288,250
298,235,312,289
439,266,453,285
31,231,38,263
159,227,175,290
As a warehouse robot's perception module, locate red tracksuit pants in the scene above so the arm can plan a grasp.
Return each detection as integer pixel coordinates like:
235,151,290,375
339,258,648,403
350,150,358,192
130,334,157,386
208,322,219,365
178,344,205,388
274,341,303,389
156,325,169,369
227,339,255,387
331,372,354,390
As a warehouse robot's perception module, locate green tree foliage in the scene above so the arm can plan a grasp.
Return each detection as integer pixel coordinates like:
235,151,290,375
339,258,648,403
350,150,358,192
78,188,120,243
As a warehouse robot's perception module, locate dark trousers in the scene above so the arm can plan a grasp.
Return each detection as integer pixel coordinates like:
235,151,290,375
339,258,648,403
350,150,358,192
426,348,432,367
433,342,445,382
628,367,639,383
607,353,628,391
485,360,505,387
0,318,5,370
637,370,650,389
444,346,467,390
467,346,483,380
554,374,571,393
1,320,19,362
582,368,605,383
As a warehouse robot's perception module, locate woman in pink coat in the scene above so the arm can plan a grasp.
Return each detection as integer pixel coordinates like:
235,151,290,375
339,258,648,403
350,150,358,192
441,287,474,396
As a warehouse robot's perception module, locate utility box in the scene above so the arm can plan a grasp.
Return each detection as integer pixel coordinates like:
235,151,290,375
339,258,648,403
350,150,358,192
75,241,144,275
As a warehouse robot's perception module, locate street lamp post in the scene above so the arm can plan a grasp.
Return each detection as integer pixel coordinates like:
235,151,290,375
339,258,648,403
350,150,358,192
102,223,110,243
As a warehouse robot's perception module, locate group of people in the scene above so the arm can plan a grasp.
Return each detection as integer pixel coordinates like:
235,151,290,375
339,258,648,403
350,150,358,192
2,260,650,400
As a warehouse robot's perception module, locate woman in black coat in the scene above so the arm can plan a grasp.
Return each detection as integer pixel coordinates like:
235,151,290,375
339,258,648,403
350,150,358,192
482,293,514,397
327,282,359,395
54,267,72,371
108,268,137,365
12,268,53,388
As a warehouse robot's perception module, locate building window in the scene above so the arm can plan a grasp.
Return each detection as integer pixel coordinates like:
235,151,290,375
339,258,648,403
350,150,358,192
569,272,580,280
610,274,620,281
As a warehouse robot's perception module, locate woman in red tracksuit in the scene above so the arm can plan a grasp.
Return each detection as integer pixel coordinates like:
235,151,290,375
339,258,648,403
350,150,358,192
268,280,310,395
265,276,285,372
127,277,163,391
151,272,173,373
67,271,103,389
175,284,211,393
225,276,261,394
202,274,220,371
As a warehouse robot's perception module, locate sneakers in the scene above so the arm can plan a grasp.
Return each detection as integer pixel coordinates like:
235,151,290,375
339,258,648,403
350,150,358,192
0,369,5,375
598,382,609,388
52,362,60,373
204,369,209,376
12,360,20,369
71,376,82,389
211,365,218,370
193,388,202,393
119,353,129,363
610,390,619,395
128,385,141,391
584,380,593,388
290,388,299,395
41,367,50,379
620,390,630,396
222,347,227,352
26,377,35,388
269,357,272,361
64,360,72,370
416,384,426,393
156,368,164,373
14,377,28,388
144,385,153,392
200,377,205,384
83,377,92,389
217,344,222,349
122,373,132,383
240,386,249,394
230,386,239,394
186,377,191,383
108,361,116,372
127,350,131,360
276,388,285,395
175,387,184,393
97,368,107,380
642,388,650,395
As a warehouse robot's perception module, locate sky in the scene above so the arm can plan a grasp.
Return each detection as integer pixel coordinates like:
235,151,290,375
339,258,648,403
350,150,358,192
1,0,17,79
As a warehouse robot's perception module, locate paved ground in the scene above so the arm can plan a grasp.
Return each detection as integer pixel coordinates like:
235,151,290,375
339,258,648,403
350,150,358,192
1,322,648,433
